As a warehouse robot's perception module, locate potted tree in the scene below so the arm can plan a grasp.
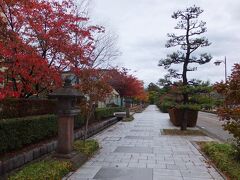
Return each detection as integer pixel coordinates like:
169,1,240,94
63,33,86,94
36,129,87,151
166,83,213,127
158,6,212,130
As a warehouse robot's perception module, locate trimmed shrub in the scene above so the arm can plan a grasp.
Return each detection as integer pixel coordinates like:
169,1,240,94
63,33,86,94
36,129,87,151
74,115,85,129
0,107,119,154
95,107,124,121
0,99,56,119
9,160,73,180
0,115,57,154
0,114,85,154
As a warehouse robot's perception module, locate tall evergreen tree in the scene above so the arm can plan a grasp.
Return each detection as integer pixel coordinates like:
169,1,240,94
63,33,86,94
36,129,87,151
159,6,212,130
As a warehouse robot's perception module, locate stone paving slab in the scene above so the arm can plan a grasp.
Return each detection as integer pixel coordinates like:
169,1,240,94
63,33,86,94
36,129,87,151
93,167,153,180
114,146,153,154
124,136,153,140
67,105,225,180
103,137,121,141
130,129,153,132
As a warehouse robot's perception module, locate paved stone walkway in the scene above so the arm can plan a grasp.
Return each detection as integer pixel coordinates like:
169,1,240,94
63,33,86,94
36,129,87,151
67,105,224,180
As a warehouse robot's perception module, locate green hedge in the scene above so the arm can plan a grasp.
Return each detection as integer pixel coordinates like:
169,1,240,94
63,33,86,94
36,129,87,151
0,115,57,154
0,114,85,154
95,107,124,121
74,115,85,129
0,107,121,154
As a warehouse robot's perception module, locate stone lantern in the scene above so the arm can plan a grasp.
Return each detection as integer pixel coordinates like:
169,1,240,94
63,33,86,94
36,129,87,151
124,98,132,118
49,77,84,156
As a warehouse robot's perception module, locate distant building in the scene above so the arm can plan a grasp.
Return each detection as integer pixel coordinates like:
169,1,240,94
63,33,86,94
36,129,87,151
61,71,121,108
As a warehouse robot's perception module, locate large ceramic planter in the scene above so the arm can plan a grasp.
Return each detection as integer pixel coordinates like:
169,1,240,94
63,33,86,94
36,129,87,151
168,108,182,126
168,108,198,127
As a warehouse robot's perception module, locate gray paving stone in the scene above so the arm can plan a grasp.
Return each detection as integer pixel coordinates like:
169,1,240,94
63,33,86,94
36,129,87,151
154,169,182,177
180,170,213,179
124,136,153,140
183,178,213,180
114,146,153,154
154,177,183,180
93,167,153,180
103,137,121,141
134,125,153,128
73,166,101,178
67,106,223,180
130,129,144,132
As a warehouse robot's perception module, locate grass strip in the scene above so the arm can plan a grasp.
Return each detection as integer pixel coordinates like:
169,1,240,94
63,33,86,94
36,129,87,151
74,139,99,156
9,160,72,180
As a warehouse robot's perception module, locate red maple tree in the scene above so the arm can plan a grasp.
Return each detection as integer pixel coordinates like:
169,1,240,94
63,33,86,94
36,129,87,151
108,68,146,105
74,68,112,140
0,0,100,99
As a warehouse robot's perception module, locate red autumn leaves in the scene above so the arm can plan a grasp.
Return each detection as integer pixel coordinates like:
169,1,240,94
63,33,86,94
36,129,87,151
214,63,240,121
0,0,100,99
108,68,147,101
214,63,240,147
0,0,146,102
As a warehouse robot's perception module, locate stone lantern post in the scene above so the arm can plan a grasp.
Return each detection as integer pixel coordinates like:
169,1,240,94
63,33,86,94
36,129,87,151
125,98,132,118
49,77,84,156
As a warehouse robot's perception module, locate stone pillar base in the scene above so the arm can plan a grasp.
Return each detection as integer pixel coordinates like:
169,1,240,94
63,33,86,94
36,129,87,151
57,116,74,155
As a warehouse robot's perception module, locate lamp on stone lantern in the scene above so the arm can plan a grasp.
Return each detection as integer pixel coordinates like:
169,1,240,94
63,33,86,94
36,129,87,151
124,98,132,118
49,77,84,157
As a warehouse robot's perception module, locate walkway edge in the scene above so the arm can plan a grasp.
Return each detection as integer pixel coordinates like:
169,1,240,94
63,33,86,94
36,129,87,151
197,125,226,142
191,141,227,180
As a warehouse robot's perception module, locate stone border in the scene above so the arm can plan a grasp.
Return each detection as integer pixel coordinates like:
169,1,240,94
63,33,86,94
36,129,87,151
191,141,227,180
0,117,119,176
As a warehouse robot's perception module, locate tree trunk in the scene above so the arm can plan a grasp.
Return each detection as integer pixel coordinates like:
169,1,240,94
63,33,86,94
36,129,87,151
84,102,94,141
181,16,190,131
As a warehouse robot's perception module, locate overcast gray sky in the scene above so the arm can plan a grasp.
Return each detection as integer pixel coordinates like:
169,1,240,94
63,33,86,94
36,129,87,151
88,0,240,86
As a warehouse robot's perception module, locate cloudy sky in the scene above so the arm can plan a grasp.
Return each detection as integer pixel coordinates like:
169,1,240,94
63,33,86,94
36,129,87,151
87,0,240,86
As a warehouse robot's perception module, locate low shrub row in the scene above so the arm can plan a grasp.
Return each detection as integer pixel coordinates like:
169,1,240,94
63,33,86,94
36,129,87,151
0,107,119,154
201,142,240,179
95,107,124,121
0,98,56,119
